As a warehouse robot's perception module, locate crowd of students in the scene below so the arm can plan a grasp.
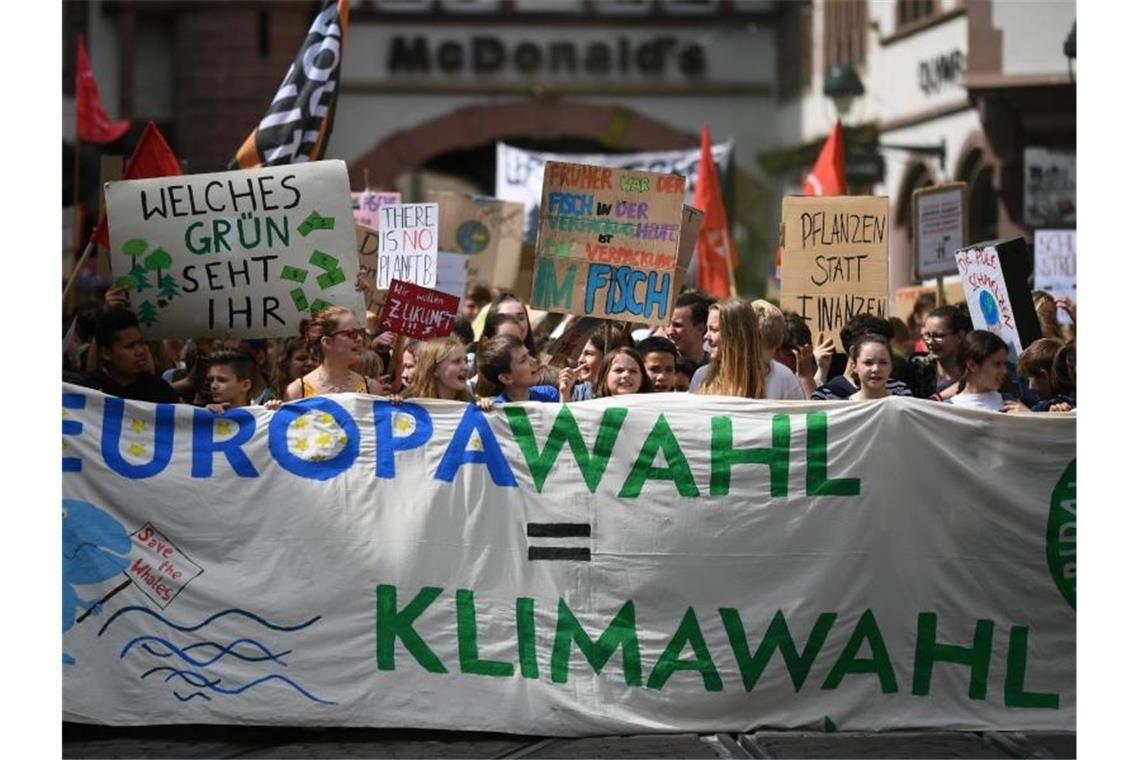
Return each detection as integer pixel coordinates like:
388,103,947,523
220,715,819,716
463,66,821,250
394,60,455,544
62,282,1076,416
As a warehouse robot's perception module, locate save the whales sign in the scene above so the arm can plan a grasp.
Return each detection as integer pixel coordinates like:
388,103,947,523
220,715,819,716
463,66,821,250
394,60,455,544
62,387,1074,734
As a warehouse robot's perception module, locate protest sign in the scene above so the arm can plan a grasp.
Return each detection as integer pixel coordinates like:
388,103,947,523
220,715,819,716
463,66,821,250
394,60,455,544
430,190,525,291
376,203,438,290
674,204,704,298
893,282,965,324
497,140,733,242
779,196,890,347
513,242,537,301
352,191,401,230
913,183,966,279
1034,230,1076,325
436,252,468,299
104,160,362,338
63,386,1074,734
955,237,1042,358
376,279,460,340
1024,148,1076,227
355,224,384,315
530,162,685,325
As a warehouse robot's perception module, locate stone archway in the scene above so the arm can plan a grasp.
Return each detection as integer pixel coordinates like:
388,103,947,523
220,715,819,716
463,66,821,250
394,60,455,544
347,99,699,189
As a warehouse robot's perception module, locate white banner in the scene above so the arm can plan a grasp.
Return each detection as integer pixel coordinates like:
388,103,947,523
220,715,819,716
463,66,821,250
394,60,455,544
496,141,733,243
62,386,1075,735
105,160,363,338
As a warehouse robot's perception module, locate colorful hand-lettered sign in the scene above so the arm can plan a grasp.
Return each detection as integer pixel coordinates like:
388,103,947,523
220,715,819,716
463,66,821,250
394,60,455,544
63,385,1074,734
530,161,685,325
376,279,461,340
104,160,362,338
779,195,891,348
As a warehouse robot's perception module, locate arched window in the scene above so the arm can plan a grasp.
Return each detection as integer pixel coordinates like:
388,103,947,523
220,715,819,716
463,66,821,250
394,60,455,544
958,147,998,244
896,158,935,248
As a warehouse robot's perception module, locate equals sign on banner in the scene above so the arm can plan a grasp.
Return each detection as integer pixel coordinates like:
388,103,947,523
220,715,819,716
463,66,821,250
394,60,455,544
527,522,591,562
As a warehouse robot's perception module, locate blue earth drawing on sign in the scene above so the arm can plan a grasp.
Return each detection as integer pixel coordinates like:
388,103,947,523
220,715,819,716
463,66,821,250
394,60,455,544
63,499,131,664
457,220,491,254
979,289,1001,329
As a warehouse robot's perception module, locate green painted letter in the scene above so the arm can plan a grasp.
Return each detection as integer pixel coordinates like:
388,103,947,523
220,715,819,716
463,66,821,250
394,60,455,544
648,607,723,692
456,589,514,677
618,414,699,498
720,608,836,692
821,609,898,693
376,585,447,673
551,599,642,686
912,613,993,700
710,415,790,497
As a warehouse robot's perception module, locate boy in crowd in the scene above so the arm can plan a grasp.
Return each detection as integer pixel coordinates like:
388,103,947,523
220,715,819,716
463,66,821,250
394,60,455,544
638,336,679,392
203,349,258,414
77,307,180,403
665,290,714,368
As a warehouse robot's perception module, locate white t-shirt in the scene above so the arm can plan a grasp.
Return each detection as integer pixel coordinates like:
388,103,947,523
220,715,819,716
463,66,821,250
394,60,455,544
689,360,806,400
764,360,806,400
948,391,1004,411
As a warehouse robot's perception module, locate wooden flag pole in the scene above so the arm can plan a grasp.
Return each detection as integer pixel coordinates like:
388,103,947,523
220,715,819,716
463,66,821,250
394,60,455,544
936,275,946,307
62,238,96,303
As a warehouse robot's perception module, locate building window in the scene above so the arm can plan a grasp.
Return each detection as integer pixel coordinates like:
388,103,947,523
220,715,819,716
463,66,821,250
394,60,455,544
777,1,812,101
959,148,998,243
896,0,939,30
823,0,868,71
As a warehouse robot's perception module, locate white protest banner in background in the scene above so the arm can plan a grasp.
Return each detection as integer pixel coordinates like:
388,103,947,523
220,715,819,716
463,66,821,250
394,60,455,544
351,191,401,230
377,203,438,290
913,183,965,279
1034,230,1076,325
496,141,733,242
955,238,1041,359
63,386,1074,735
779,196,891,348
105,160,362,338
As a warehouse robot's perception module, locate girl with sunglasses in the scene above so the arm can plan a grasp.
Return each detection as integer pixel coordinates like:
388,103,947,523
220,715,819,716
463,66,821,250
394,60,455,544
284,306,386,400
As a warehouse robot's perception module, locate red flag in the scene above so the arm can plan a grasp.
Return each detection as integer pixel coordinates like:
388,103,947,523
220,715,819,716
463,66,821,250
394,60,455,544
693,123,738,298
75,34,129,144
90,122,182,248
802,120,846,196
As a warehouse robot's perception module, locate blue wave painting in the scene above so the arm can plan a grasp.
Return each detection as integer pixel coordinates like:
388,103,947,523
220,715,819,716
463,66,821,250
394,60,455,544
108,607,332,706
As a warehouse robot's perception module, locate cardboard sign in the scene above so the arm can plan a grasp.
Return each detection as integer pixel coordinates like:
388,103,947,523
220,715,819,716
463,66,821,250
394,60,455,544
779,195,890,347
436,252,469,300
104,160,362,338
352,190,401,229
376,203,438,290
376,279,460,340
893,281,966,323
674,204,704,298
913,183,966,279
954,237,1042,358
430,190,525,291
1034,229,1076,325
496,140,733,243
355,224,384,314
530,161,685,325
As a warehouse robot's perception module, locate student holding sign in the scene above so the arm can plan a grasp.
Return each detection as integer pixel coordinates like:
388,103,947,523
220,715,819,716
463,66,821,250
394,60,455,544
285,306,386,399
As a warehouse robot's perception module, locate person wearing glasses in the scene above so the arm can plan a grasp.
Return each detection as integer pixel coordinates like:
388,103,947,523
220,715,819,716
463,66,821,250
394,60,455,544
284,305,386,400
908,304,971,400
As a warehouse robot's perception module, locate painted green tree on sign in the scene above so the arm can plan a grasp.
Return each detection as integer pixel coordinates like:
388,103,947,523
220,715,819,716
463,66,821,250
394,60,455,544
137,301,159,326
122,238,150,292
